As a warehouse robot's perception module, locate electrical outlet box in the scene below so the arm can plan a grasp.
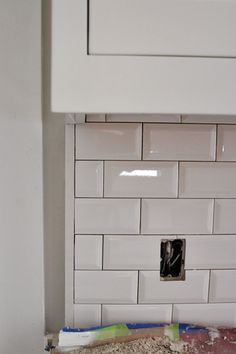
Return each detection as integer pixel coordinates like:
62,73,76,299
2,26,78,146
160,239,185,281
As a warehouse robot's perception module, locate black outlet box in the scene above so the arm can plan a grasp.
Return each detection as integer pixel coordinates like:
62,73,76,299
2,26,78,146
160,239,185,281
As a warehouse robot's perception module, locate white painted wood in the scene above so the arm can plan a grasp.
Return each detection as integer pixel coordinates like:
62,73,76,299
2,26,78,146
65,125,75,326
89,0,236,57
52,0,236,114
65,114,85,124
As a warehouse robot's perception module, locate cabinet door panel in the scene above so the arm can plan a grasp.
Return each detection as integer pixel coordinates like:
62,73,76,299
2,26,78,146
89,0,236,57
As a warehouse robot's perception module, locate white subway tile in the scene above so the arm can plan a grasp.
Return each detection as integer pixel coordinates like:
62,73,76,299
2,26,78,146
143,124,216,161
217,125,236,161
86,114,106,122
74,304,101,327
75,199,140,234
210,270,236,303
182,115,236,124
214,199,236,234
185,235,236,269
74,271,138,304
104,236,162,270
139,271,209,304
179,162,236,198
75,235,102,270
107,114,180,122
76,123,141,160
75,161,103,197
102,305,172,325
173,303,236,327
141,199,213,234
104,161,178,198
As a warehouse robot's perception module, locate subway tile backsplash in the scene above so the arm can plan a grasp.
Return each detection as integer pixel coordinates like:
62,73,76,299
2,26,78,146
139,270,209,304
102,305,172,325
143,124,216,161
141,199,213,234
104,161,178,197
76,123,142,160
69,116,236,327
179,162,236,198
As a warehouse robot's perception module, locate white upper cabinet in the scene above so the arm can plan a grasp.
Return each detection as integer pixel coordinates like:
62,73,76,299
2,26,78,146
90,0,236,57
52,0,236,114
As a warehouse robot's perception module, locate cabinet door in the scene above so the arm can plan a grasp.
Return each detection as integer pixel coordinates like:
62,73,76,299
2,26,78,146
52,0,236,114
89,0,236,57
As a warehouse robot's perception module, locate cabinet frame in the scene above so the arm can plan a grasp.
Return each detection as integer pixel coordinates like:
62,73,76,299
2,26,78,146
52,0,236,116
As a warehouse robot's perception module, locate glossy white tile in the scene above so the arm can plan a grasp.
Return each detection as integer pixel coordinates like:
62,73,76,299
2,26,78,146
139,271,209,304
143,124,216,160
102,305,172,325
74,304,101,327
179,162,236,198
75,199,140,234
141,199,213,234
185,235,236,269
210,270,236,303
75,235,102,270
217,125,236,161
107,114,180,122
76,123,141,160
173,303,236,327
75,161,103,197
74,271,138,304
103,236,162,270
214,199,236,234
182,115,236,124
86,114,106,122
104,161,178,198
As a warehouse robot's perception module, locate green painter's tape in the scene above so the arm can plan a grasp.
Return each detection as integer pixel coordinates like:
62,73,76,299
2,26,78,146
164,323,180,341
94,324,131,341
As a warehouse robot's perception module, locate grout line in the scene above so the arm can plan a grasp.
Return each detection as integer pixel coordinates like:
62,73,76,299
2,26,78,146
81,121,236,126
137,271,140,304
75,196,236,200
207,270,212,303
75,158,236,163
171,304,174,323
86,0,90,55
74,300,236,305
215,125,218,161
102,235,104,270
74,267,236,271
73,125,76,236
102,161,105,197
212,199,216,234
141,122,144,160
74,232,236,236
101,304,103,326
89,53,236,59
73,235,76,271
75,195,236,201
139,199,142,234
177,161,180,198
74,125,76,199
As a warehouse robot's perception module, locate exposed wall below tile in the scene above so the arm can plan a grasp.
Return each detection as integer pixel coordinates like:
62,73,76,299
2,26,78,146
69,115,236,328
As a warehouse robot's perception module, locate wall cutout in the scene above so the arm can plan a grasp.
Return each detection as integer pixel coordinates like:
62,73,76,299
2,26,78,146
160,239,185,281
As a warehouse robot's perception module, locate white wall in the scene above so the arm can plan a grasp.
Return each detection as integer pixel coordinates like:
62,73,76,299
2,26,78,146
0,1,44,353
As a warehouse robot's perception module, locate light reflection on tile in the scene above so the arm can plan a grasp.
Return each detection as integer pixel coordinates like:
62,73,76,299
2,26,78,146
104,161,178,197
